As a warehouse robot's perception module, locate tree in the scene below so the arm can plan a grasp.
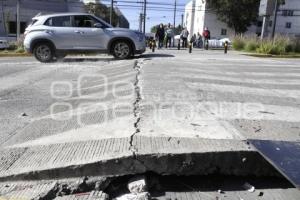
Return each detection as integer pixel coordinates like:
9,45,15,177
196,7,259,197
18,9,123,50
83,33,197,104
150,24,182,35
207,0,260,34
174,25,183,35
84,3,119,26
150,25,158,33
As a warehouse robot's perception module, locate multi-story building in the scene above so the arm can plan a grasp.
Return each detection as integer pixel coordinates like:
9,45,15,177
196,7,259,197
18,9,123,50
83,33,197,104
184,0,300,39
269,0,300,37
0,0,85,38
0,0,130,39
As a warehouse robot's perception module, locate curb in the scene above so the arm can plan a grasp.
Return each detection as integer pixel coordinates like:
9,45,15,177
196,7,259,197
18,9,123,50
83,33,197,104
0,53,31,57
242,53,300,58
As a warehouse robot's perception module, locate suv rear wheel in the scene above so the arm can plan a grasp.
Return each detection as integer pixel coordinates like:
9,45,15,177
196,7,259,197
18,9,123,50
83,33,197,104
111,41,132,59
33,43,54,63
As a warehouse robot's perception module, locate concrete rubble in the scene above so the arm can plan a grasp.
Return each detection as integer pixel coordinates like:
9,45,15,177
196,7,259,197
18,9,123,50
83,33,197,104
0,176,111,200
116,175,150,200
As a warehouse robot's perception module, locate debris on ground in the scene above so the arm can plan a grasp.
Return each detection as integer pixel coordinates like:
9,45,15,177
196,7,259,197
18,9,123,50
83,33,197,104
128,176,147,194
258,191,264,196
217,189,225,194
115,192,150,200
21,112,28,117
115,175,151,200
243,182,255,193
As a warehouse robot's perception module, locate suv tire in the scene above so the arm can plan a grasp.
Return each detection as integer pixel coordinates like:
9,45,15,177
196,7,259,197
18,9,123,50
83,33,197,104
111,41,132,59
33,42,55,63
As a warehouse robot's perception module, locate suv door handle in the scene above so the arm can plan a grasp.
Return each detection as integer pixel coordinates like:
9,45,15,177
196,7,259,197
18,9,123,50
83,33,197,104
74,30,84,34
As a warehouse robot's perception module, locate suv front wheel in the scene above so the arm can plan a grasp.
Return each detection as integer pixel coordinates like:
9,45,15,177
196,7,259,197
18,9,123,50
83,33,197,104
33,43,54,63
111,41,132,59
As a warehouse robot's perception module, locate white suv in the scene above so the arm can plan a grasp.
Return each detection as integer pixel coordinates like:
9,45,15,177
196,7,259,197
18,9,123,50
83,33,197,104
24,13,146,62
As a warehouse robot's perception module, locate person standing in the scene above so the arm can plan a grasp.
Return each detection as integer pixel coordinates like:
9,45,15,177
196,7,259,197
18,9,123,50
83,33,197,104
181,27,189,48
196,32,203,48
202,27,211,50
191,34,197,47
165,23,174,48
156,23,165,49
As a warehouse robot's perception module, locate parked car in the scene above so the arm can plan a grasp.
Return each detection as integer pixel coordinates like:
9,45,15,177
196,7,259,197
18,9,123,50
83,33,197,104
209,38,231,48
24,13,146,62
0,40,9,50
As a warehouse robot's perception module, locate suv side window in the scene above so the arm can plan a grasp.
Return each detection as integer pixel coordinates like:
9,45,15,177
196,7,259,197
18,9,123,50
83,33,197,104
73,15,103,28
44,16,71,27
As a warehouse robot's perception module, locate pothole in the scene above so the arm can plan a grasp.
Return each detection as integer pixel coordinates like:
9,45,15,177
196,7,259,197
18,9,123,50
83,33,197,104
105,172,294,200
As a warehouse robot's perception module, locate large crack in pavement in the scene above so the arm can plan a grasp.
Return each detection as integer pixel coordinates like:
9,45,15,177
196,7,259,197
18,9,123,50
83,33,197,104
130,60,143,157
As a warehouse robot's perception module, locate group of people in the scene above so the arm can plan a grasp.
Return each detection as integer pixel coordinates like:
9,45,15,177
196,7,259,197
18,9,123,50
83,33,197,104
189,27,211,49
155,23,174,49
154,24,211,50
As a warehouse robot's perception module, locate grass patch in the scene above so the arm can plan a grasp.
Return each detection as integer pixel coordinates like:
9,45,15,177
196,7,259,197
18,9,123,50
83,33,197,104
232,36,245,50
233,35,300,56
0,49,30,57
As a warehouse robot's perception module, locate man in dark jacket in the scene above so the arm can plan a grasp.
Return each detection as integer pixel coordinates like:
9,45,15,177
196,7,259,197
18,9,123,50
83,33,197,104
156,24,165,49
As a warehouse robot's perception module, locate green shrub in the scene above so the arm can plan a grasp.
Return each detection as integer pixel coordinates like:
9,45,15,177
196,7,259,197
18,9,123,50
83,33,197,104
232,37,245,50
7,43,17,50
15,46,25,53
256,40,273,54
255,36,296,55
233,34,300,55
245,41,258,52
7,36,25,51
285,43,294,53
294,39,300,53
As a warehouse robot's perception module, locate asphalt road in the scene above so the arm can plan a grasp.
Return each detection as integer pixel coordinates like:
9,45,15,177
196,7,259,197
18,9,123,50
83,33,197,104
0,50,300,198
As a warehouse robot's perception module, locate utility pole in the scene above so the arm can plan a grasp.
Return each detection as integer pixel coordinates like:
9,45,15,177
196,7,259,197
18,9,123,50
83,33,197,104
181,14,184,28
110,0,113,25
271,0,279,39
16,0,20,40
173,0,176,47
143,0,146,33
173,0,176,28
139,13,143,32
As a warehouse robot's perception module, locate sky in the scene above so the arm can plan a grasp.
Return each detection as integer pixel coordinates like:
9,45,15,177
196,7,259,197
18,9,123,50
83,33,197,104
109,0,189,32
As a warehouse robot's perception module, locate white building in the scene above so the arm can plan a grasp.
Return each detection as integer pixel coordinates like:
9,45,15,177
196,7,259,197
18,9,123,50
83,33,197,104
0,0,85,38
0,0,130,38
268,0,300,37
184,0,300,39
184,0,235,39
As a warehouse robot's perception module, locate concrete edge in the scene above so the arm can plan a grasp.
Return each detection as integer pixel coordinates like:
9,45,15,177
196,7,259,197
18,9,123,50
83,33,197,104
0,150,282,182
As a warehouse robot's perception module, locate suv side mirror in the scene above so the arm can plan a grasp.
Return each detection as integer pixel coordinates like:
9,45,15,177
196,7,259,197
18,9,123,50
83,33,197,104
94,23,103,28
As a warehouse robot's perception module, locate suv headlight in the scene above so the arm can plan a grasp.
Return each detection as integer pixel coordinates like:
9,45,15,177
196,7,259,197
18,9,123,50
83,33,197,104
134,31,145,42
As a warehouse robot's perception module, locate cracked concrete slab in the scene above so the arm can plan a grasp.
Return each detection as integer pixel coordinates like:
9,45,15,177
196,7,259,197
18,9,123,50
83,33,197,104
0,51,299,189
